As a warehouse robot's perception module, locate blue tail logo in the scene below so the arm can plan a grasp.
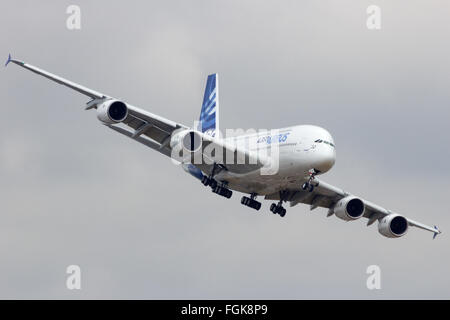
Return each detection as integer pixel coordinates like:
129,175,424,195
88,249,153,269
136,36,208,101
199,73,218,137
5,53,12,67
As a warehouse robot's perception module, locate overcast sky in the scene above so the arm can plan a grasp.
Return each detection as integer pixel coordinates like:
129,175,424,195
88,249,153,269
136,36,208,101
0,0,449,299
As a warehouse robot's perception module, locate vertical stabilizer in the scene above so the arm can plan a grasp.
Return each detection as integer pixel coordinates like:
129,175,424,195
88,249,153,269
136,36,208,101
198,73,219,137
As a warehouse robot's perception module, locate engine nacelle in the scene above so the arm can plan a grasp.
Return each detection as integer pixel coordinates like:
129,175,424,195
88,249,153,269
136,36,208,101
378,214,408,238
334,196,365,221
170,129,203,153
96,100,128,124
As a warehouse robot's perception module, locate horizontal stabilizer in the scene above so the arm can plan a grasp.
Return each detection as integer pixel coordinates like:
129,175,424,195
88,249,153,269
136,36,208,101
433,226,441,239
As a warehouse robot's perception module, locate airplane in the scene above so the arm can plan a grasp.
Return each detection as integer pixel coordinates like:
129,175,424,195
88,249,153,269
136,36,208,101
5,54,441,239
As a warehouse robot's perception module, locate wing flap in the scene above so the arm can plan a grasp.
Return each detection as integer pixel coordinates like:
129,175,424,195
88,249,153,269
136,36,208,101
107,124,172,158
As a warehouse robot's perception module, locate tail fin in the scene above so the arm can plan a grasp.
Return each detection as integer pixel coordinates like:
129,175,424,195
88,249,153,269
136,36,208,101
198,73,219,137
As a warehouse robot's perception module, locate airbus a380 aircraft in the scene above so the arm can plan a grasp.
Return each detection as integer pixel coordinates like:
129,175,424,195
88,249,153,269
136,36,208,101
6,54,441,239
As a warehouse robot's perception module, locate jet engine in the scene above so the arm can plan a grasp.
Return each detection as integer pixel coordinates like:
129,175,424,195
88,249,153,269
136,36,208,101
378,214,408,238
334,196,365,221
170,129,203,153
96,100,128,124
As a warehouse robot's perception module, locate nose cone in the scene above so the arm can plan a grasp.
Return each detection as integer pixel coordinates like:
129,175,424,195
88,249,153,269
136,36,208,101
315,147,336,173
313,128,336,173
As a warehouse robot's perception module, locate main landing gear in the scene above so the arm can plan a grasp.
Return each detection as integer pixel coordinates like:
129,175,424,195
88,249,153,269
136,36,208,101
201,163,233,199
212,184,232,198
301,169,318,192
270,202,286,217
241,193,261,211
270,191,287,217
201,175,216,188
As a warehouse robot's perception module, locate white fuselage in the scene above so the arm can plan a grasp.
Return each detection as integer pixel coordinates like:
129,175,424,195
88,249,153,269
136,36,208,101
217,125,336,195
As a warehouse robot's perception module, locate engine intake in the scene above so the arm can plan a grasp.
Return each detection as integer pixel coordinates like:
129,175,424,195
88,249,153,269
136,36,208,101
97,100,128,124
378,214,408,238
182,130,203,152
170,129,203,153
334,196,365,221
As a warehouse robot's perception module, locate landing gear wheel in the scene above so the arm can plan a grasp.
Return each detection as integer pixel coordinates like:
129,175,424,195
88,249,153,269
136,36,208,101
308,184,314,192
241,196,261,211
270,190,288,217
270,203,277,214
302,182,309,190
201,176,210,186
270,203,286,216
212,185,232,199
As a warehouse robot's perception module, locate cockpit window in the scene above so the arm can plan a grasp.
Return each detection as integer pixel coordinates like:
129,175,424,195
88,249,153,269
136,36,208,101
314,139,335,147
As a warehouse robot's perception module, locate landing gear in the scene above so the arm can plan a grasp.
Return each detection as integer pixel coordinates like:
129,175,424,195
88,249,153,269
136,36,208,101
201,163,232,198
270,191,287,217
201,175,210,186
301,169,318,192
201,163,220,187
270,202,286,217
241,193,261,211
301,182,314,192
212,185,232,198
201,175,217,188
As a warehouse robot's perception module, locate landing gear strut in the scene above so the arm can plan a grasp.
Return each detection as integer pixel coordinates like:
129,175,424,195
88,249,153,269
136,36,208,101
201,163,219,187
241,193,261,211
301,169,318,192
270,191,287,217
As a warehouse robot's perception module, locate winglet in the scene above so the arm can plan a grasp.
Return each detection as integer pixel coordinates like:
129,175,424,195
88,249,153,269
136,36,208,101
433,225,441,240
5,54,12,67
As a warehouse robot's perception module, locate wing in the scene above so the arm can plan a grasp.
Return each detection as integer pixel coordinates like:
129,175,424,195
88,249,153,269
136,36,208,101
5,55,265,176
266,178,441,238
6,54,188,158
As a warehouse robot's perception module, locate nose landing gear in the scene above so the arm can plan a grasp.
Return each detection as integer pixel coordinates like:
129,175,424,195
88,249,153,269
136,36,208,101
302,169,318,192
